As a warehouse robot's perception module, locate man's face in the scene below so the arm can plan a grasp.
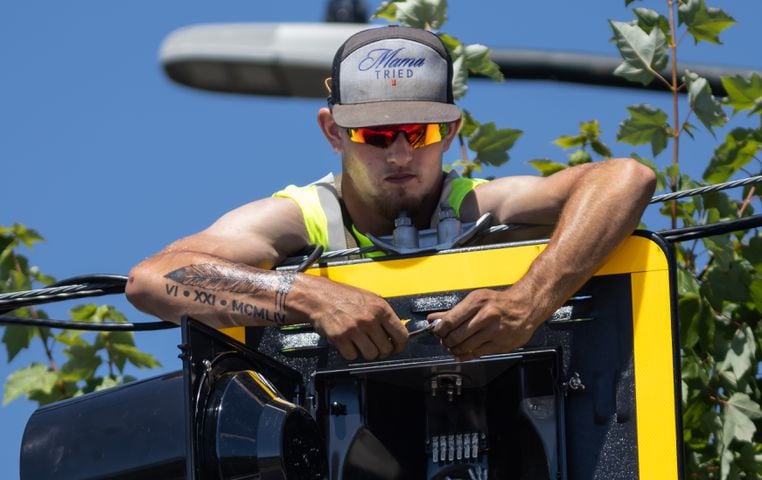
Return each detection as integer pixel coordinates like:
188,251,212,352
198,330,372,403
339,124,454,220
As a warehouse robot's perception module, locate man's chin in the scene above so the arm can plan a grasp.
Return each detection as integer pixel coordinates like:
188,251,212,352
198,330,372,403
378,197,425,220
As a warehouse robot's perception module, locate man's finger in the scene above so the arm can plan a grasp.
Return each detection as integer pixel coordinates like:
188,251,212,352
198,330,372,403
448,326,496,356
455,340,499,362
368,322,396,358
441,312,485,349
351,332,380,361
428,301,474,338
383,315,409,354
332,338,359,361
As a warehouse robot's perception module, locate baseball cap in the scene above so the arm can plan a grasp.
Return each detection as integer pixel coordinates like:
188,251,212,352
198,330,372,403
328,25,461,128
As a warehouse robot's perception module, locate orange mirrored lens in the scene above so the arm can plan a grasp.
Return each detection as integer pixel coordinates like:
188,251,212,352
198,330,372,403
347,123,450,149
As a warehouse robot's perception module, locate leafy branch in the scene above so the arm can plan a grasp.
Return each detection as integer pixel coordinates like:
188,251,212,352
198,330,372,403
1,224,161,406
531,1,759,477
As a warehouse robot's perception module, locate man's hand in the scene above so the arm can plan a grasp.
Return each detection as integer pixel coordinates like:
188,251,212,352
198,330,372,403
429,287,542,361
301,277,409,361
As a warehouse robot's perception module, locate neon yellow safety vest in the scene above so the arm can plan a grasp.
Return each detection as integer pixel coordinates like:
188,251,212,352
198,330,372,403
273,171,487,253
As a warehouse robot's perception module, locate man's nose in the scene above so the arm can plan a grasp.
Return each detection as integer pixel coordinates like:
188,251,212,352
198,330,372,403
386,133,414,164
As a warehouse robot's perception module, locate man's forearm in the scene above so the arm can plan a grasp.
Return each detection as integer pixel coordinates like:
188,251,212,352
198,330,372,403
508,158,656,327
127,252,304,328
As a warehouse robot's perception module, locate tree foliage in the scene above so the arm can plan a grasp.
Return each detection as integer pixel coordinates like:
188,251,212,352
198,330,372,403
0,224,160,406
606,3,760,477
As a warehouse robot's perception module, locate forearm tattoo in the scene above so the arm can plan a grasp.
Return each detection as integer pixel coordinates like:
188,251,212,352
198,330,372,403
164,264,296,324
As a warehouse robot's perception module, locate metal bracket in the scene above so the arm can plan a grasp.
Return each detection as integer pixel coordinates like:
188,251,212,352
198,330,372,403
366,212,493,256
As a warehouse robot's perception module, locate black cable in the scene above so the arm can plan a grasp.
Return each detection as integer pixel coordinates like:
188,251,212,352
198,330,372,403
660,214,762,243
49,274,127,288
0,273,177,331
296,244,324,272
0,315,177,331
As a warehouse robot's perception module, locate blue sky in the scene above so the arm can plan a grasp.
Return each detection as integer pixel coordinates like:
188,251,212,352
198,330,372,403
1,1,759,477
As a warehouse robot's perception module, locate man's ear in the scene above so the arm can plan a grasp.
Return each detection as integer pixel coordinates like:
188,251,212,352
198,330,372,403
441,118,462,152
318,107,343,152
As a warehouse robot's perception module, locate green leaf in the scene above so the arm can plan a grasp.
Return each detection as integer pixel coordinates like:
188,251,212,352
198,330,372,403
741,235,762,274
103,330,135,347
703,191,737,220
28,382,76,406
60,344,102,382
54,330,87,347
752,98,762,116
609,20,668,85
554,134,585,150
94,376,121,392
70,303,98,322
703,128,762,183
720,326,756,381
459,109,479,138
684,70,728,135
703,235,734,271
681,121,698,139
110,344,161,370
721,74,762,115
679,294,702,349
372,0,402,21
10,266,32,291
391,0,448,30
749,277,762,313
617,104,670,156
527,159,568,177
590,140,612,158
723,393,762,446
569,149,591,166
677,0,700,25
1,223,45,249
442,34,468,100
2,324,35,362
703,259,751,309
463,43,503,82
580,120,600,137
679,0,735,45
3,363,57,405
467,122,522,167
99,330,136,372
554,120,611,158
29,266,55,286
633,8,670,37
677,266,700,295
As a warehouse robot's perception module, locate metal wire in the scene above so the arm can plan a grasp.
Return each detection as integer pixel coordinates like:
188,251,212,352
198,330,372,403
649,175,762,204
0,279,126,314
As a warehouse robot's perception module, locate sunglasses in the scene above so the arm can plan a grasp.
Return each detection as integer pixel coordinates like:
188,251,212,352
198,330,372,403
347,123,451,149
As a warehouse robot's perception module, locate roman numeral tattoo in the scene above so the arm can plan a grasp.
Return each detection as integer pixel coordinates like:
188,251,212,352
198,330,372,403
164,264,296,325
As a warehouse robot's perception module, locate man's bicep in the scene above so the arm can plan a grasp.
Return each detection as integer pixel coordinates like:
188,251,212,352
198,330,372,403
462,174,570,225
166,196,310,269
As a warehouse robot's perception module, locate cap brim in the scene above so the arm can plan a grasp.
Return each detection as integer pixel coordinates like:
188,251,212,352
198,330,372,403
332,101,461,128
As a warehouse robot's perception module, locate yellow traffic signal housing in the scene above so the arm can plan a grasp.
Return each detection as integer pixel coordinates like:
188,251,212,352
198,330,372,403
225,232,682,479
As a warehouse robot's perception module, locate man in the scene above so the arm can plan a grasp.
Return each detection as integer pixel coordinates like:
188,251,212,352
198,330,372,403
126,26,655,362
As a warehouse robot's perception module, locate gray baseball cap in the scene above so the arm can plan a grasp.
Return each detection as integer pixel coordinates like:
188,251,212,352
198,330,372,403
328,25,461,128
